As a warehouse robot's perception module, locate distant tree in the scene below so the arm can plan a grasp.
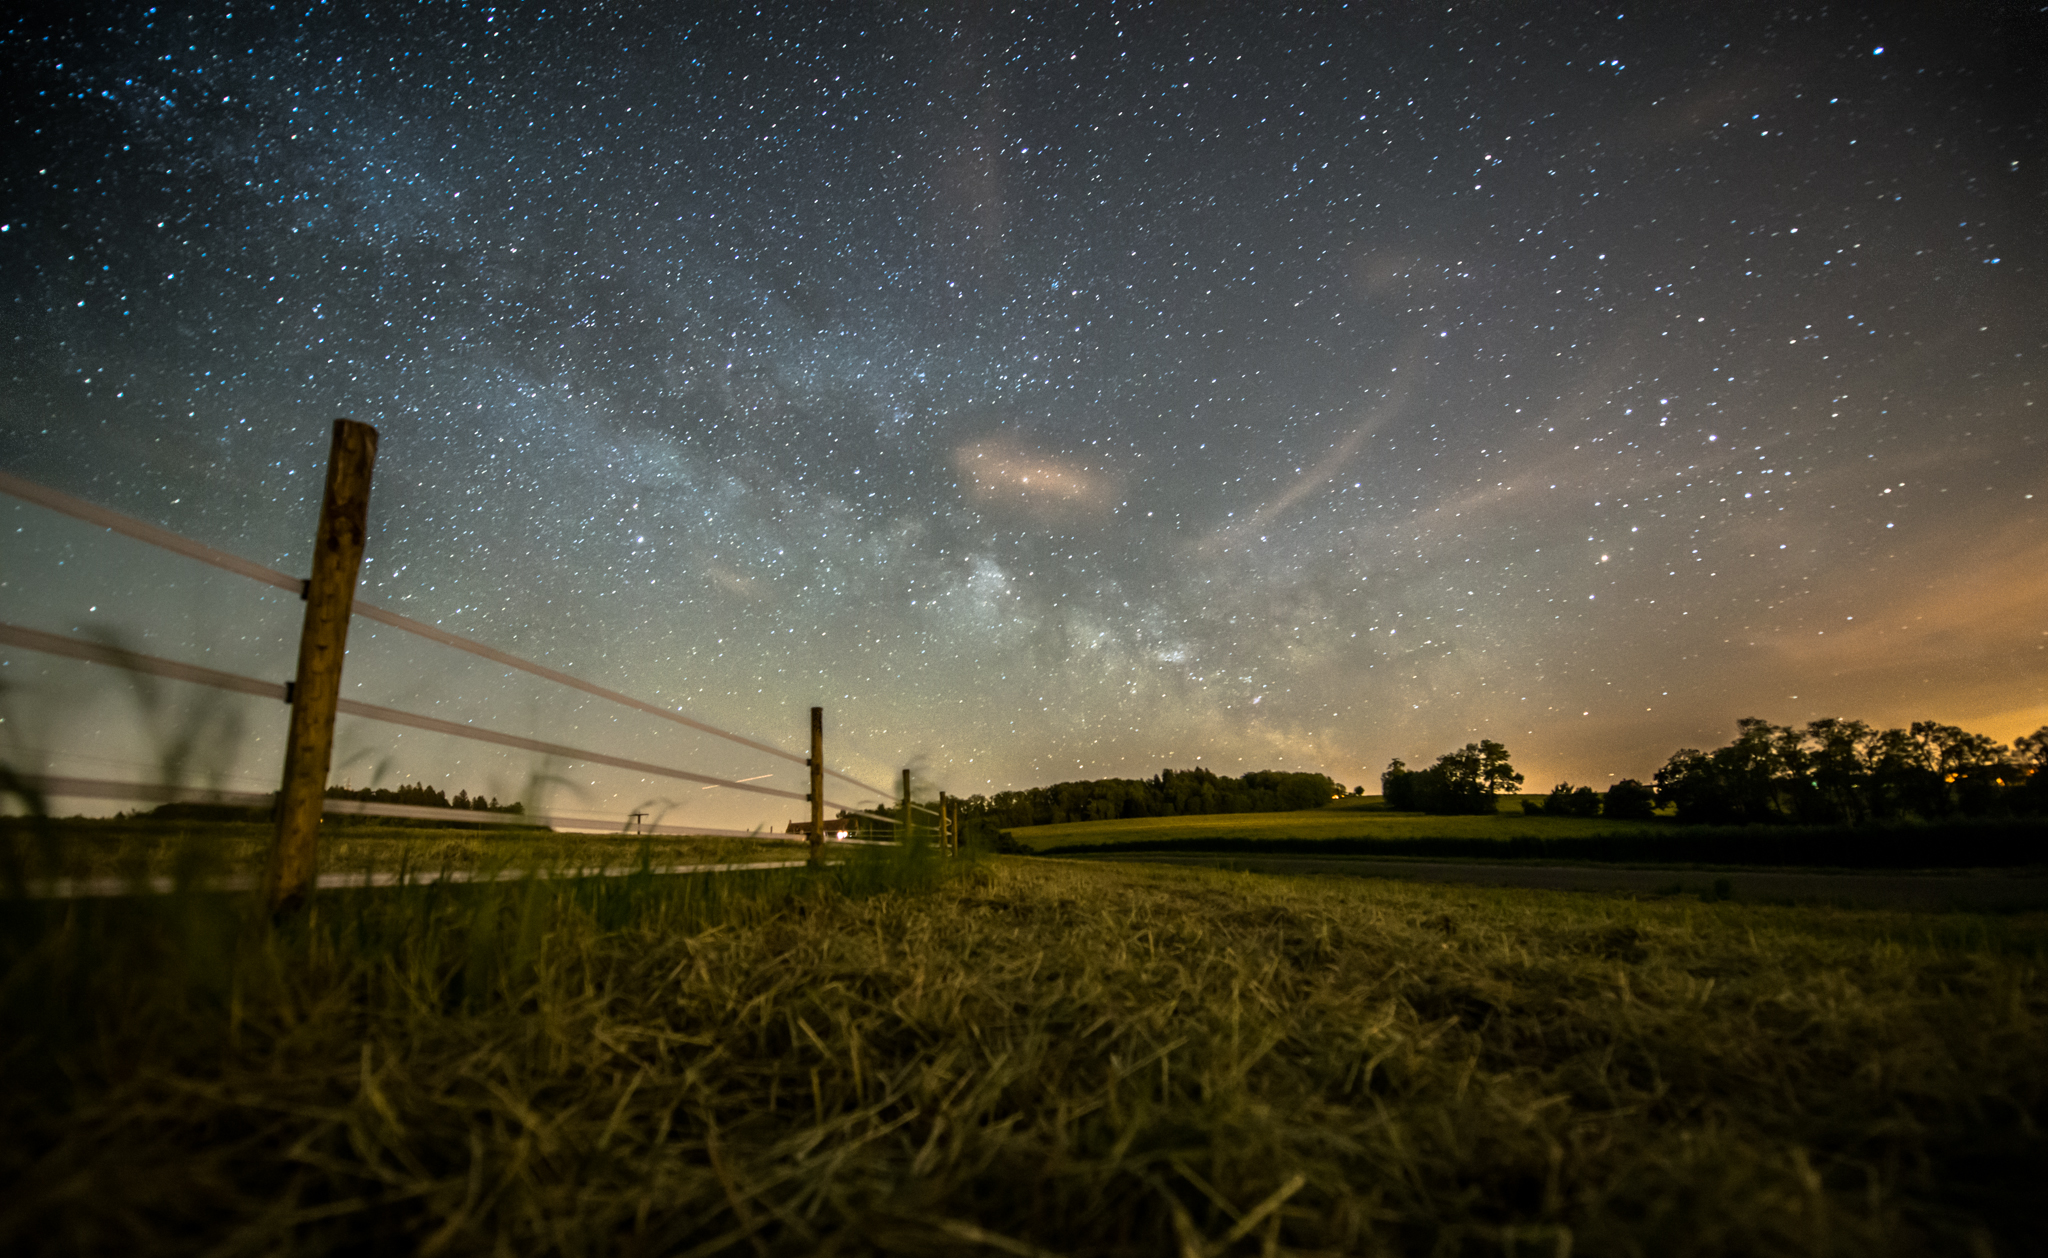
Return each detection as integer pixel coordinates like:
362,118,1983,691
1913,721,2011,816
1604,778,1657,821
1722,718,1796,821
1407,763,1480,814
2016,727,2048,770
1543,782,1603,818
2015,726,2048,814
1799,718,1874,823
1860,726,1930,820
1381,759,1415,811
1385,741,1523,815
1654,719,1797,824
1653,748,1733,823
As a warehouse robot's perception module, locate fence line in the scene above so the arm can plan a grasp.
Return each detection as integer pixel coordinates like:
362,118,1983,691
0,469,893,799
15,773,896,844
17,858,841,901
0,622,880,810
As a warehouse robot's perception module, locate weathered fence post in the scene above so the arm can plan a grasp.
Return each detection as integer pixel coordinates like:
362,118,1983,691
901,768,913,847
808,706,825,864
265,419,378,916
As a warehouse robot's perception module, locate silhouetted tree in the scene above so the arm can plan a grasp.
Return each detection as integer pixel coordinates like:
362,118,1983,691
959,766,1341,829
325,781,523,815
1604,778,1657,821
1381,759,1415,811
1655,716,2024,823
2015,726,2048,814
1543,782,1603,818
1385,741,1522,815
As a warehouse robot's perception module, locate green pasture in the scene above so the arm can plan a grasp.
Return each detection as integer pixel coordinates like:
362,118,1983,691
1002,797,1651,851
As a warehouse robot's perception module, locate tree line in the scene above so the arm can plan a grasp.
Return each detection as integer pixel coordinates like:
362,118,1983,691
956,766,1343,828
1647,718,2048,824
323,783,526,815
1383,719,2048,823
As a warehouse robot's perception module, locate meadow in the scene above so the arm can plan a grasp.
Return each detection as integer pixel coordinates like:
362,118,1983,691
997,797,1634,852
2,827,2041,1256
1002,799,2048,872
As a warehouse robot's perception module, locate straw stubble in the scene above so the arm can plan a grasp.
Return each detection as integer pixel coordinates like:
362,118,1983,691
1,851,2040,1255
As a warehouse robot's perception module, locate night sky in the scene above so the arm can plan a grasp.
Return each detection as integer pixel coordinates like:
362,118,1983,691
3,2,2043,829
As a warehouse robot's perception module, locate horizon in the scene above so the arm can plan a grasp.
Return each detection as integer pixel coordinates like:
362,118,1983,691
3,2,2042,831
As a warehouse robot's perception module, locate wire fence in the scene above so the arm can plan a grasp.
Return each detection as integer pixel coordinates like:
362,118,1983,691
10,773,833,841
0,468,892,799
0,457,935,865
18,859,837,901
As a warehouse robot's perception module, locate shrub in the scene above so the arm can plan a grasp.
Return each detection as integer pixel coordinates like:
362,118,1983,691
1543,783,1604,818
1605,778,1658,821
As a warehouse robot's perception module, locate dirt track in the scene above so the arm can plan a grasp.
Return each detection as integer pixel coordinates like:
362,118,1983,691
1057,852,2048,911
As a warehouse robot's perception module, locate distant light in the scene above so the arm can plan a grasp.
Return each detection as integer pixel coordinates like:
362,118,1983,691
1873,46,1884,54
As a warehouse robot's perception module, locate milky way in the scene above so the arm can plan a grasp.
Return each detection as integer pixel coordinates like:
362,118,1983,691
3,3,2043,827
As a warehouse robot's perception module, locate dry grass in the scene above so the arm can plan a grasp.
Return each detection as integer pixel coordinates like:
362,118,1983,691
2,851,2042,1256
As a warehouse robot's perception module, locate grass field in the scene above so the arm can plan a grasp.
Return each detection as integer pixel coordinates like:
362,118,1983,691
0,816,821,886
3,836,2041,1256
1002,799,1655,852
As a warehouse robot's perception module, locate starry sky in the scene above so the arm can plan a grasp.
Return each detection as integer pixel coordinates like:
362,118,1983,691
3,2,2044,829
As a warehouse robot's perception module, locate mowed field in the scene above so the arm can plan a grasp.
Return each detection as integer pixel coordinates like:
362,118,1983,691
1002,797,1648,851
3,830,2041,1256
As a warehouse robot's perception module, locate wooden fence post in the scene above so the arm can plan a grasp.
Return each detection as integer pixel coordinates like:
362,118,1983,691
265,419,378,916
808,706,824,864
901,768,913,847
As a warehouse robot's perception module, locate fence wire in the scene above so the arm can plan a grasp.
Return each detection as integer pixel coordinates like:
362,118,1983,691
13,773,892,844
0,621,877,812
1,469,894,798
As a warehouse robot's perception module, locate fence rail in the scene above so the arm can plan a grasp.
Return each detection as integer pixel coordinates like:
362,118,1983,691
17,859,840,901
12,773,886,841
0,468,892,799
0,621,859,807
1,447,941,907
